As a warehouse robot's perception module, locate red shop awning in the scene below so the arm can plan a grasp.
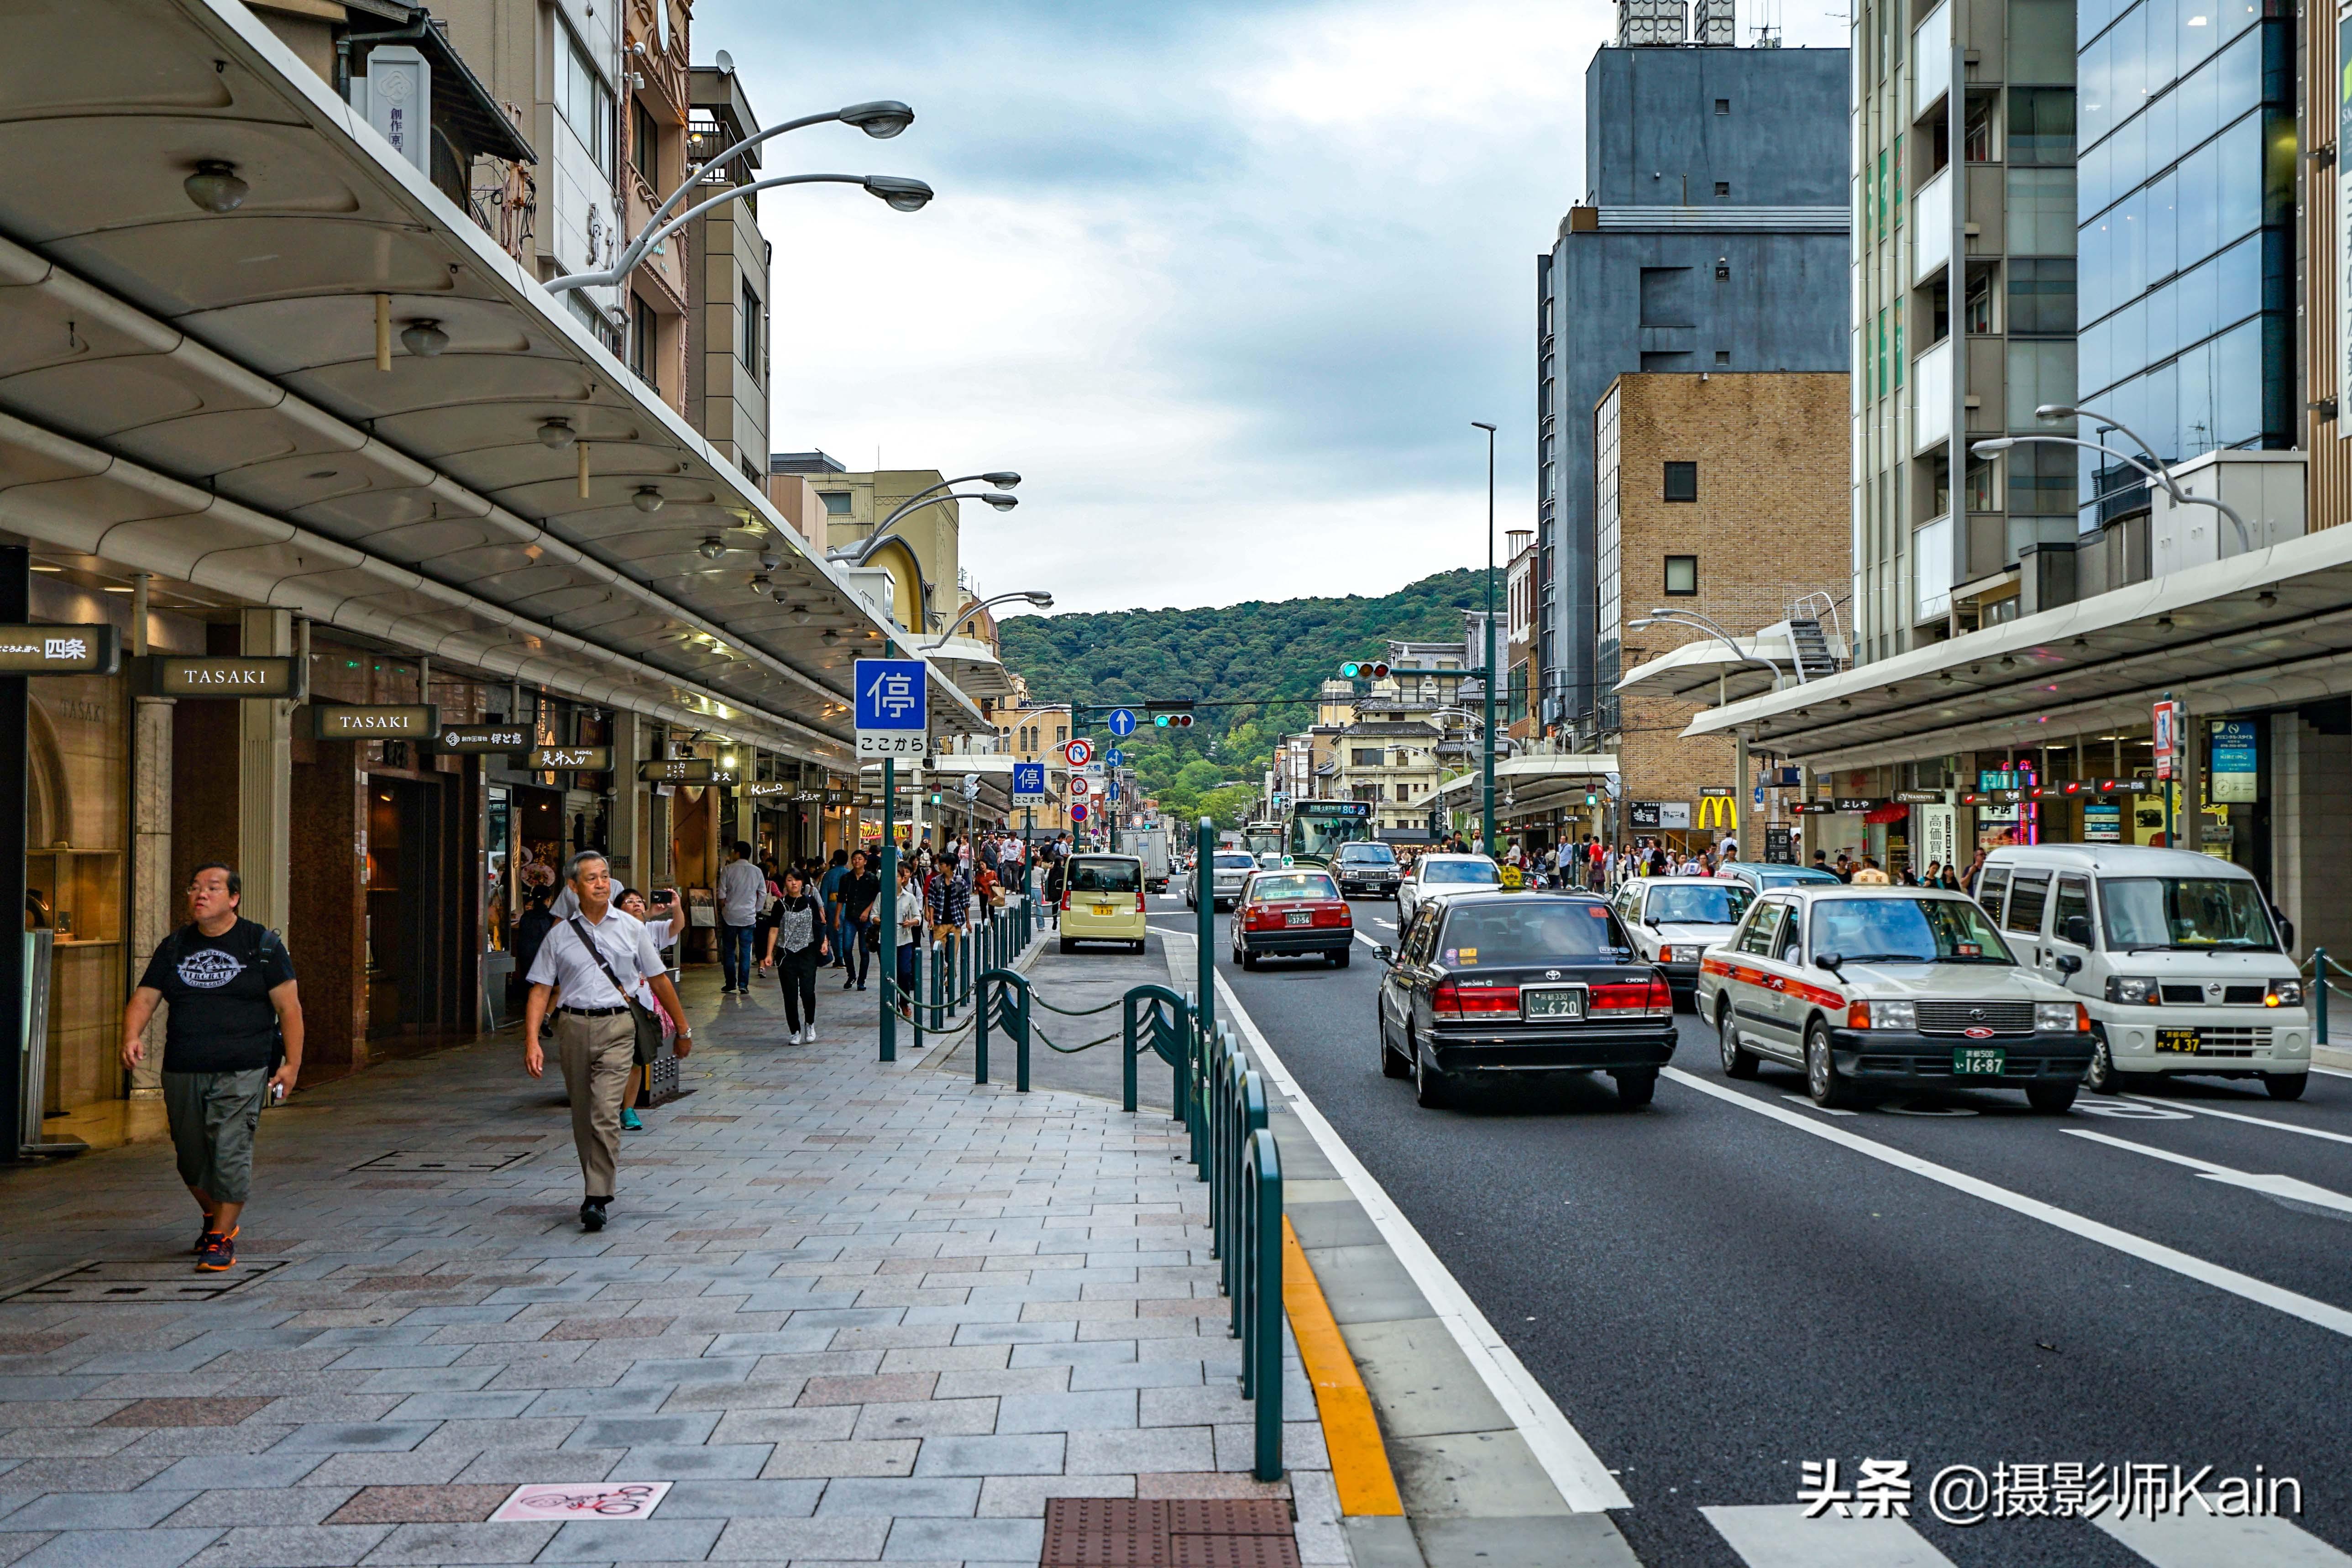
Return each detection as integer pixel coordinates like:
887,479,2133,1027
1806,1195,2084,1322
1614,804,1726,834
1863,803,1910,824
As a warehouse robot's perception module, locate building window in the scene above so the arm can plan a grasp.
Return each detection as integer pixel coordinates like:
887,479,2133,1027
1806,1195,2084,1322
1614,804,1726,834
1664,555,1699,595
628,294,656,388
1351,747,1384,766
820,492,853,515
557,18,614,177
740,278,762,372
1713,180,1730,197
2007,258,2075,336
2006,88,2074,167
2007,444,2074,515
1714,98,1730,114
1714,349,1730,366
631,99,658,189
1056,725,1068,744
1663,461,1698,502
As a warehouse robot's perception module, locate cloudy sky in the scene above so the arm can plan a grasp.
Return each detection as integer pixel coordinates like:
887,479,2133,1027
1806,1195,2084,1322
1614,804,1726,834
704,0,1844,615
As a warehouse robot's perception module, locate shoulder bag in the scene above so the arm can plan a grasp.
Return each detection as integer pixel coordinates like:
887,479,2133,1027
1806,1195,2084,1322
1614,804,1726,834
565,916,666,1065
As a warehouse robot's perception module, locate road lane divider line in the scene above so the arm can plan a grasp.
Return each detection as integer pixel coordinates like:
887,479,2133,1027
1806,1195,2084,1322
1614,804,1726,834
1660,1067,2352,1340
1280,1216,1405,1518
2064,1128,2352,1217
2119,1093,2352,1147
1213,969,1633,1511
2093,1505,2352,1567
1779,1093,1859,1117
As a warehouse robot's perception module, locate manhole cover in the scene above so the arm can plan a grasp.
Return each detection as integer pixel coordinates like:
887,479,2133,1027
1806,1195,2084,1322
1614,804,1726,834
351,1151,535,1173
0,1258,288,1304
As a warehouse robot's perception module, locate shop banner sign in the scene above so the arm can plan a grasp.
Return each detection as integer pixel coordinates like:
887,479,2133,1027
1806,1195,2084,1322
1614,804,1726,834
744,780,792,800
2153,699,2182,780
312,703,437,739
531,746,611,771
854,657,927,758
2210,718,2258,803
0,624,120,675
436,724,530,754
144,654,301,698
640,757,713,783
1630,801,1691,830
2084,802,2124,842
1915,803,1958,867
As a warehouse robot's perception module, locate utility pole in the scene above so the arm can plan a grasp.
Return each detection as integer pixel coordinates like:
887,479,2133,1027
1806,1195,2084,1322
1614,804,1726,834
1473,421,1498,856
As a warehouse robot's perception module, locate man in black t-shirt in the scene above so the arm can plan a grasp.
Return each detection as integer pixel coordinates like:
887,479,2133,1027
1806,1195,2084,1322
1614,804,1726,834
121,863,304,1274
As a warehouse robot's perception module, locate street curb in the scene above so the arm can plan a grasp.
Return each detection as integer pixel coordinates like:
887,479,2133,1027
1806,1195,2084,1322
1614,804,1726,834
1282,1216,1405,1521
2315,1044,2352,1071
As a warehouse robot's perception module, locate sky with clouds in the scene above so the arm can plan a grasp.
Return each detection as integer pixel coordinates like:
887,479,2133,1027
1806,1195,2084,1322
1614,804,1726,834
702,0,1845,615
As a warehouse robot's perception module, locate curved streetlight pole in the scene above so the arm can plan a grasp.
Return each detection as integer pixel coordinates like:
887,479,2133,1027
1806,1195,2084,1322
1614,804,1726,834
548,172,932,294
828,473,1024,564
1973,432,2251,554
923,590,1054,650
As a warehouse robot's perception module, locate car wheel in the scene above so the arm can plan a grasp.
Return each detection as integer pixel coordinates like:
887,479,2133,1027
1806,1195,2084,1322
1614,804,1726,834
1612,1067,1658,1108
1413,1037,1449,1108
1332,946,1351,969
2026,1079,2079,1114
2084,1031,2123,1093
1058,938,1074,954
1381,1010,1410,1079
1717,998,1760,1079
1805,1018,1856,1109
1133,940,1147,954
2263,1071,2309,1101
1239,948,1259,970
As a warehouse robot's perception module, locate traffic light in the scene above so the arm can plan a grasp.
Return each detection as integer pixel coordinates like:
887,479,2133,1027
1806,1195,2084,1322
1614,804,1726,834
1148,700,1194,728
1339,660,1391,680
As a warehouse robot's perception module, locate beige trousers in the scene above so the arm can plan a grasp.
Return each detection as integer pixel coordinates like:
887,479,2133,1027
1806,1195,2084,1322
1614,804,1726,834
556,1010,636,1199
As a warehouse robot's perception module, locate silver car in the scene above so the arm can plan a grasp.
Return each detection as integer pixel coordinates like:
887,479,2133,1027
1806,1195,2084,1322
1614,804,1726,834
1613,876,1753,1007
1396,853,1502,926
1186,850,1258,912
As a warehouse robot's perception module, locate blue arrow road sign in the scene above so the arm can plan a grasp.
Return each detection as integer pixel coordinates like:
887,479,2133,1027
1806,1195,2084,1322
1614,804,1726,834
1105,747,1125,767
1107,708,1137,738
853,657,928,757
1011,761,1046,803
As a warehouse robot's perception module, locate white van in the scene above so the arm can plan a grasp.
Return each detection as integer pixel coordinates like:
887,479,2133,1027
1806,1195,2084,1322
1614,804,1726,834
1976,844,2309,1098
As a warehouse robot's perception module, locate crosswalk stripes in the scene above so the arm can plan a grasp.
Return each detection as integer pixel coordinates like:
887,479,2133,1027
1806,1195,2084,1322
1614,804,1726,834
1700,1504,2352,1566
1700,1505,1956,1566
2093,1510,2352,1567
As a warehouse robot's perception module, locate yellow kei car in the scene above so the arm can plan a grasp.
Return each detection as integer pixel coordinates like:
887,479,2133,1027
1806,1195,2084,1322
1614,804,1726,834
1058,854,1148,953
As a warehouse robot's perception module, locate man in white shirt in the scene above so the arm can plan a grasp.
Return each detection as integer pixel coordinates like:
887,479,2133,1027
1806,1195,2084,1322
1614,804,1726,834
716,840,765,995
524,851,690,1231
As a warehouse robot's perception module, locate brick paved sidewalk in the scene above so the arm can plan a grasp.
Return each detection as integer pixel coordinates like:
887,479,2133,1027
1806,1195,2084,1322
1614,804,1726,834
0,966,1338,1568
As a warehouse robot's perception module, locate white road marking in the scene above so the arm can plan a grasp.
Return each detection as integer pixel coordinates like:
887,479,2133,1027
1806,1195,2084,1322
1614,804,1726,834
2313,1065,2352,1079
1700,1504,1958,1567
1375,918,1397,929
2094,1509,2352,1567
1779,1093,1859,1117
1661,1067,2352,1339
2120,1093,2352,1148
1208,965,1631,1512
2064,1128,2352,1217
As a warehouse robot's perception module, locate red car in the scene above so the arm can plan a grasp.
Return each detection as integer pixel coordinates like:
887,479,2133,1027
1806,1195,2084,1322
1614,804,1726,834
1231,868,1356,969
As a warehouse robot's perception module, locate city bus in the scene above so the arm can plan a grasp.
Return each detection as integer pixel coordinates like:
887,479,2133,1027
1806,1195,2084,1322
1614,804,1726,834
1284,799,1375,866
1241,819,1285,863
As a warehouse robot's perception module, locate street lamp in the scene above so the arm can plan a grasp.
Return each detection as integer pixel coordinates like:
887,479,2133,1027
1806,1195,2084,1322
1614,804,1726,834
1472,420,1498,856
545,98,925,294
1973,417,2252,554
828,473,1024,569
923,590,1055,649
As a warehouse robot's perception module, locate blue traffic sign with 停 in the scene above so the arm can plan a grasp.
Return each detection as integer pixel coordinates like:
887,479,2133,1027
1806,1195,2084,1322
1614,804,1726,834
854,659,926,730
1106,708,1137,737
1011,761,1046,803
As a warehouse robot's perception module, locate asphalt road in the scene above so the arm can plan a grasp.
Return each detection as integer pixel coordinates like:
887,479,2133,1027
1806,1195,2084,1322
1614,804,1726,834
1142,891,2352,1568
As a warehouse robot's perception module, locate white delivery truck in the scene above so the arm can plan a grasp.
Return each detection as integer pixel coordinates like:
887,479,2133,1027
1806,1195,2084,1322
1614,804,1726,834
1132,825,1172,892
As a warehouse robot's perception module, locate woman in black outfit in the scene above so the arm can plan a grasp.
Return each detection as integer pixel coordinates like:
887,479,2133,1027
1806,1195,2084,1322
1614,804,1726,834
760,869,829,1044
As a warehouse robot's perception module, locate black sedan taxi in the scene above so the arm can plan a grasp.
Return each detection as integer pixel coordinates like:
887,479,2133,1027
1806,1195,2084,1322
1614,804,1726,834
1375,891,1678,1108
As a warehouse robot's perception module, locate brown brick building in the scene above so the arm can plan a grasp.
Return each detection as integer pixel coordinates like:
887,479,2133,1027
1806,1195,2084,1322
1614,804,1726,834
1596,372,1849,850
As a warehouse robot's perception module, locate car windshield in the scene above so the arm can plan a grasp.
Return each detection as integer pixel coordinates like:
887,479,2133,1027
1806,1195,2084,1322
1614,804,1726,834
1436,902,1630,965
1752,865,1842,886
1250,872,1338,902
1338,844,1396,863
1646,884,1753,925
1069,860,1140,893
1214,854,1257,871
2100,877,2280,951
1807,897,2017,964
1422,860,1502,885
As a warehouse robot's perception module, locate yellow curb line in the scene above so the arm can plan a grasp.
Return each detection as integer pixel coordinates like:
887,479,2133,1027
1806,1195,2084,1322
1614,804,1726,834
1282,1215,1404,1517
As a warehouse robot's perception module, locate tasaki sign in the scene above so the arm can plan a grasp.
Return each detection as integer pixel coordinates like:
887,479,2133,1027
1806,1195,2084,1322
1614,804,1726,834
142,655,302,698
311,704,437,739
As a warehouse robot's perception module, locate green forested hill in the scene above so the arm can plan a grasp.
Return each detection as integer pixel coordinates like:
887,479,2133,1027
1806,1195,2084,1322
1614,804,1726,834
995,568,1483,827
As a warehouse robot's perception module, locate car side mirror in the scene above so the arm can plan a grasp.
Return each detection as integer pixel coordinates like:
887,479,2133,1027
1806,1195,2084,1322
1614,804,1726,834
2056,954,2083,975
1815,951,1843,973
1376,945,1394,965
2061,915,2093,947
2275,909,2296,950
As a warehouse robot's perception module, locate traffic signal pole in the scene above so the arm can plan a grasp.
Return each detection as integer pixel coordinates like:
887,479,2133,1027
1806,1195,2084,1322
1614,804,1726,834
880,756,896,1062
1475,421,1498,856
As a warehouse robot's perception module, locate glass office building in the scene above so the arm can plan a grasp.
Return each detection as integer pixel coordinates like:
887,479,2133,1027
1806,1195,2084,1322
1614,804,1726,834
2074,0,2293,526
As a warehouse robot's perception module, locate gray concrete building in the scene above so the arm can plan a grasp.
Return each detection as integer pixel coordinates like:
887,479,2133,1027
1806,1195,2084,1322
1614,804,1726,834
1536,22,1849,741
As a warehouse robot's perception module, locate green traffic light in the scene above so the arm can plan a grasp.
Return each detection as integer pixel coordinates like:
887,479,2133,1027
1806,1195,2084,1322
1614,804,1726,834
1341,662,1359,678
1155,713,1168,727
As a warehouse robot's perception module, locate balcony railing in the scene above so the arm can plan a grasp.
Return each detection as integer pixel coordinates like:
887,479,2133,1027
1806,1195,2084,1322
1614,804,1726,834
1913,167,1950,285
1913,337,1952,455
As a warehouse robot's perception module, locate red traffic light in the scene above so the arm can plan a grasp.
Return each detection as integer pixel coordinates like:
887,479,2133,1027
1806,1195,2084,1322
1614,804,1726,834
1367,661,1390,679
1170,713,1194,728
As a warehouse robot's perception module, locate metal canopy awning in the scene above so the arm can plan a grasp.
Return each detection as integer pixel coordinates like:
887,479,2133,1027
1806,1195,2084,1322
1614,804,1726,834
0,0,988,761
922,635,1016,701
1683,521,2352,772
1613,627,1803,705
1431,753,1619,819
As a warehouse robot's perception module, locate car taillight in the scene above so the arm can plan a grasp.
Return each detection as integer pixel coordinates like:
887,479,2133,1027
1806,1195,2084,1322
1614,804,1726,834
1590,977,1672,1015
1135,890,1146,913
1433,980,1521,1018
1317,902,1351,927
1060,890,1071,910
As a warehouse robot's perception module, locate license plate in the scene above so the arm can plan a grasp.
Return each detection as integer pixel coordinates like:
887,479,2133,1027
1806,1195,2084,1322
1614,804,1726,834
1094,906,1116,917
2154,1027,2201,1054
1523,988,1585,1019
1952,1047,2006,1075
1285,911,1311,927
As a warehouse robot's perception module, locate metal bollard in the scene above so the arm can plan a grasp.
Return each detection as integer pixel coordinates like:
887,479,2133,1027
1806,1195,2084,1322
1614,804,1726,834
1241,1127,1284,1481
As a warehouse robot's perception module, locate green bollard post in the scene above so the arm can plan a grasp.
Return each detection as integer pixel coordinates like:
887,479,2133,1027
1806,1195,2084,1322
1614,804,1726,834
975,970,991,1084
1195,817,1215,1044
2318,948,2329,1046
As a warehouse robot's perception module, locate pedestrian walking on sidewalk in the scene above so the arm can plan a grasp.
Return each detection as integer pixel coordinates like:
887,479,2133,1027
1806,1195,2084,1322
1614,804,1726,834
119,863,304,1274
613,886,680,1133
838,850,879,991
895,859,925,1016
760,869,830,1042
524,852,690,1232
716,840,764,994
